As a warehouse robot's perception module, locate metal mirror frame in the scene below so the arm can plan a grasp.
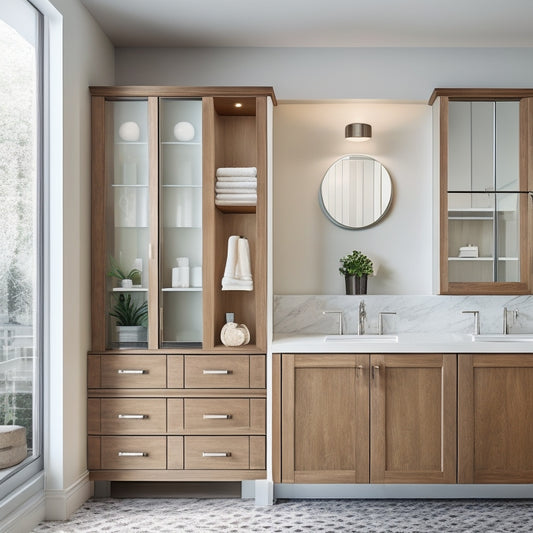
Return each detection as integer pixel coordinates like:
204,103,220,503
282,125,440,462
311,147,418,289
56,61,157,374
319,154,393,230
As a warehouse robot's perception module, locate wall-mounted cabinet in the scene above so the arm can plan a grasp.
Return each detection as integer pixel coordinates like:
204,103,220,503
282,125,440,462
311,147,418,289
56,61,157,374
90,87,275,351
429,89,533,294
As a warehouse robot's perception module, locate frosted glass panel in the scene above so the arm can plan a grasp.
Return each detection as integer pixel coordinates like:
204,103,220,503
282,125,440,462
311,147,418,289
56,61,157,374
159,98,203,346
105,100,150,349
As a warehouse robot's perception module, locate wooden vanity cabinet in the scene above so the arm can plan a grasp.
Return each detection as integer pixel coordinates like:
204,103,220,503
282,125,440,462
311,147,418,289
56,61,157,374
458,353,533,483
274,353,457,484
279,354,369,483
429,88,533,295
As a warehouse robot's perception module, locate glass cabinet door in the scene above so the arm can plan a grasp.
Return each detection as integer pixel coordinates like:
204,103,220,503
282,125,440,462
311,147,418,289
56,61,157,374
447,100,522,285
105,99,150,348
159,99,203,347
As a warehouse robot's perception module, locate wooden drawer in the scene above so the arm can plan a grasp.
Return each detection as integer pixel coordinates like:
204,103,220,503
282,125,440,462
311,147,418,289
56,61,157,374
100,355,166,388
101,436,167,469
184,355,250,388
99,399,166,434
182,398,265,434
184,436,250,469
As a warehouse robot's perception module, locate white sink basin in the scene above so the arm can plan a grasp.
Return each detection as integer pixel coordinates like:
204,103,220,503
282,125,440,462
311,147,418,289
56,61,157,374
471,334,533,342
324,334,399,343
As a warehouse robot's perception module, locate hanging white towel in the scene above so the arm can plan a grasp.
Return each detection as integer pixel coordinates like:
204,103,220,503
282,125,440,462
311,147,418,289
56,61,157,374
222,236,253,291
221,278,253,291
236,238,252,281
216,167,257,178
223,235,239,279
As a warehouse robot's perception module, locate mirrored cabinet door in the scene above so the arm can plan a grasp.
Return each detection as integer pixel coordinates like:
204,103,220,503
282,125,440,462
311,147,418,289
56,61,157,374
105,99,150,348
159,98,203,347
430,89,533,295
447,100,522,285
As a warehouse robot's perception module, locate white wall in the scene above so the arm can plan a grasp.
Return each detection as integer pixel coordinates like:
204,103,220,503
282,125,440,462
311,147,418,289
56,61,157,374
273,102,432,294
47,0,114,514
115,47,533,101
113,46,533,294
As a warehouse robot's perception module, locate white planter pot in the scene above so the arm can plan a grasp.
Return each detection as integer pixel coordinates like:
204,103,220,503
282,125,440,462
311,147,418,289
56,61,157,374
116,325,147,343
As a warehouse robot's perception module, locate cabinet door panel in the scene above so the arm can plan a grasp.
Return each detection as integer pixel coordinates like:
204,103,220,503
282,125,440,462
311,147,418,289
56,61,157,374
459,354,533,483
281,354,369,484
370,354,456,483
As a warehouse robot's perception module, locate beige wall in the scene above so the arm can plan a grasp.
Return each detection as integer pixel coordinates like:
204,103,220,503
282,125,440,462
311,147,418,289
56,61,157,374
273,101,432,294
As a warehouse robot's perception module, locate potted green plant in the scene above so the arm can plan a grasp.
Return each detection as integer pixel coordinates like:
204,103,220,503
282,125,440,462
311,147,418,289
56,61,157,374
107,256,141,288
109,293,148,343
339,250,374,295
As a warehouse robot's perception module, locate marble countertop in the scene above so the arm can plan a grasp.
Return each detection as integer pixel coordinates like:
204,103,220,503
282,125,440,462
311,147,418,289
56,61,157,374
272,333,533,353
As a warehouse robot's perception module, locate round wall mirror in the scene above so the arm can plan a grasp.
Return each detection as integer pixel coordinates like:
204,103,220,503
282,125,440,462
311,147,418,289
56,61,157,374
319,154,393,229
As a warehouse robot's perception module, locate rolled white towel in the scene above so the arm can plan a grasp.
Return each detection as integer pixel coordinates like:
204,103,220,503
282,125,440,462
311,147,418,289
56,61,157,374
216,193,257,202
215,199,257,206
215,181,257,189
235,237,252,281
216,167,257,178
216,176,257,183
223,235,239,279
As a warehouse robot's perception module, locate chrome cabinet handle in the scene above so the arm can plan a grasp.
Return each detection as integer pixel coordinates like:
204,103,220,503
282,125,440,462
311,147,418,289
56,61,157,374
202,452,231,457
202,369,231,375
203,414,231,419
118,414,148,419
118,451,148,457
118,369,147,375
372,365,380,379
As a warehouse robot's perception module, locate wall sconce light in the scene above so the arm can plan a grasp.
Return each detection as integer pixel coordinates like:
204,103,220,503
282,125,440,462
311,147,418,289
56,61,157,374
345,123,372,142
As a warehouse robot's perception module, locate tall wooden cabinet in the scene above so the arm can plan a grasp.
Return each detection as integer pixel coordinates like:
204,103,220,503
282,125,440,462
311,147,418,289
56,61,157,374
88,87,275,482
275,353,457,484
429,88,533,294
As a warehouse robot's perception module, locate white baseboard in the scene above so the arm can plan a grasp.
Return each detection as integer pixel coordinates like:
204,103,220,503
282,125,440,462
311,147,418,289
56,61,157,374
45,470,91,520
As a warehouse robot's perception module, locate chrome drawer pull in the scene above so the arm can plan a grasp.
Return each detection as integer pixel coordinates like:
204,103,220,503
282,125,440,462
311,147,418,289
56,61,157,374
202,369,231,375
118,452,148,457
118,369,147,375
118,414,148,419
203,414,231,419
202,452,231,457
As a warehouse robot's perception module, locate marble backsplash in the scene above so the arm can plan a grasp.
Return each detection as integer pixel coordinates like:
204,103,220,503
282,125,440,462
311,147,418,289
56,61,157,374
273,295,533,336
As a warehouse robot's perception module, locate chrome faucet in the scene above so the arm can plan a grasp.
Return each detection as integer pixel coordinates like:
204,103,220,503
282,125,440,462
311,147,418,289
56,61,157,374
358,300,367,335
378,312,397,335
462,310,480,335
502,307,518,335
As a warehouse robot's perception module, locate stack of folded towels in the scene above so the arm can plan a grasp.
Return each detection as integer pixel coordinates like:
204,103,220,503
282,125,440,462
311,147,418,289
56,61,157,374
215,167,257,206
222,235,253,291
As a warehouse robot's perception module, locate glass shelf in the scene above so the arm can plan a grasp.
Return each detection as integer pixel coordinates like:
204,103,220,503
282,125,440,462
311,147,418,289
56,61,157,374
161,141,201,146
162,287,202,292
112,287,148,292
448,257,518,261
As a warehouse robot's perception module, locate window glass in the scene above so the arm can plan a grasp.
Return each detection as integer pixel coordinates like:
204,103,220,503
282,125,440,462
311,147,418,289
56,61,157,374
0,0,42,484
